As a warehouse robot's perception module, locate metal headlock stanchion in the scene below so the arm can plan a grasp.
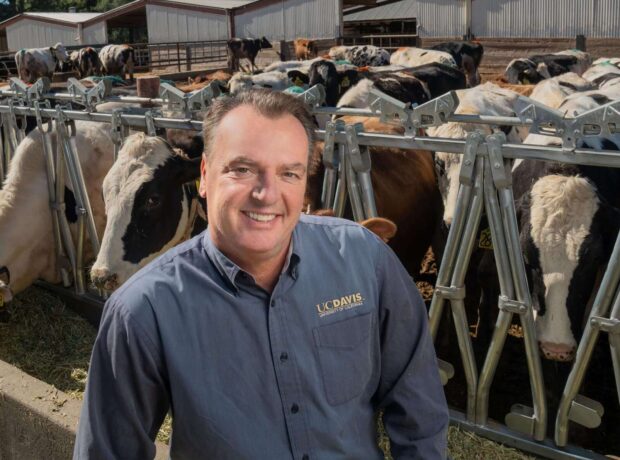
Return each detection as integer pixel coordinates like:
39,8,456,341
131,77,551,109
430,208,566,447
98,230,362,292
4,78,620,457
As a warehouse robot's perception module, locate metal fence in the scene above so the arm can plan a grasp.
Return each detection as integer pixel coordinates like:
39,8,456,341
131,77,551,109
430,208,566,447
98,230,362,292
0,77,618,459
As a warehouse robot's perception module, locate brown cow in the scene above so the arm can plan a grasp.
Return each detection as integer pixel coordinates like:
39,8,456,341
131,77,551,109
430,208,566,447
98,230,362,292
294,39,318,61
306,117,442,276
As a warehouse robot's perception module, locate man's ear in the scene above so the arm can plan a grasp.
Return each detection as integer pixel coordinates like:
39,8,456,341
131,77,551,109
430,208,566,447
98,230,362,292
199,155,208,198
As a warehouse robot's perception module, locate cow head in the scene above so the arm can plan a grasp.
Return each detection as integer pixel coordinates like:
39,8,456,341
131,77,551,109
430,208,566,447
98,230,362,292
91,133,202,291
308,59,361,107
505,58,547,84
518,174,620,361
50,42,69,63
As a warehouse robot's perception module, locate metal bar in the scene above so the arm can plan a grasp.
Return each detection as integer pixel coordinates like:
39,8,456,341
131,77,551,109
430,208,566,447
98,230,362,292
555,230,620,446
333,144,348,218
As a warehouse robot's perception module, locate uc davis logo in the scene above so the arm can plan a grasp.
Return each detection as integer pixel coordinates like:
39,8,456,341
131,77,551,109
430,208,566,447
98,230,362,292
316,292,364,318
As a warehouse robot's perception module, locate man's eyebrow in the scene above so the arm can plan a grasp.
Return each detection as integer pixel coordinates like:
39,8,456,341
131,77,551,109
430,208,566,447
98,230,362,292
227,156,259,166
281,162,307,173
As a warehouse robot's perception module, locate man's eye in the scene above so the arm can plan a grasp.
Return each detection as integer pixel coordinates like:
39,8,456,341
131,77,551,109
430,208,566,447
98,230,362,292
233,167,251,175
283,171,300,179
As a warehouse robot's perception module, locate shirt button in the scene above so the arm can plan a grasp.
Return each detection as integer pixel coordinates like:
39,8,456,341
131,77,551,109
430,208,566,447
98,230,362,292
270,299,276,308
291,403,299,414
280,352,288,362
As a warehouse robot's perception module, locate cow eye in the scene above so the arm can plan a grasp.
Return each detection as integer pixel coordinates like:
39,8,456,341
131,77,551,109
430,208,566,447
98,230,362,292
146,195,161,209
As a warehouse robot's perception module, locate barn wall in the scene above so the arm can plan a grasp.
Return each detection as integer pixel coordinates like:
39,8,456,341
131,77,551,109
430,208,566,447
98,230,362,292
146,4,228,43
234,0,341,41
83,22,107,45
471,0,620,38
7,19,78,51
343,0,465,38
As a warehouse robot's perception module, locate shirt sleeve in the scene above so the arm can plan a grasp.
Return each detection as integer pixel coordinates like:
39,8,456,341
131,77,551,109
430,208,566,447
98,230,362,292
373,242,449,460
73,297,170,460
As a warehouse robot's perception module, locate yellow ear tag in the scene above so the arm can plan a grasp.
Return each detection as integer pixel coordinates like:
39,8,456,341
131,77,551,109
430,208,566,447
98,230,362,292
522,77,530,85
340,76,350,88
195,180,201,192
294,77,303,86
478,227,493,250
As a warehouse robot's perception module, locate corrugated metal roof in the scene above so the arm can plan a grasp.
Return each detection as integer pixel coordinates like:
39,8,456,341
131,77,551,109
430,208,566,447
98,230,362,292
162,0,257,8
24,12,103,23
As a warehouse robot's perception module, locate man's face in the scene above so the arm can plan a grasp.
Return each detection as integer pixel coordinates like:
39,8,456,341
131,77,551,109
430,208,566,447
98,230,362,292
199,105,309,267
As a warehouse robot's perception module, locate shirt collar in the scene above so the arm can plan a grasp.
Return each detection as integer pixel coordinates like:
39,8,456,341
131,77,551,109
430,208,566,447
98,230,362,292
202,226,301,290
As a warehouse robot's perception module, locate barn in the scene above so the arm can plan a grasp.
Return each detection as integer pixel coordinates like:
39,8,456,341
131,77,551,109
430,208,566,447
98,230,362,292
0,10,105,51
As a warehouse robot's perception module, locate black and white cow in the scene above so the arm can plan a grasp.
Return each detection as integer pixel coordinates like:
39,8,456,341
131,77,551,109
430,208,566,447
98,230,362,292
430,41,484,87
0,121,113,304
15,43,69,83
74,47,101,79
307,59,364,107
513,93,620,361
504,50,592,85
90,133,204,291
99,44,135,80
528,72,595,109
390,47,457,69
227,37,272,73
328,45,390,67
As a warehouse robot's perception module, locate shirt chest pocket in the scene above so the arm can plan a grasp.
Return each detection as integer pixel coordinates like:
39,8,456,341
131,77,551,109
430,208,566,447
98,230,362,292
313,312,374,406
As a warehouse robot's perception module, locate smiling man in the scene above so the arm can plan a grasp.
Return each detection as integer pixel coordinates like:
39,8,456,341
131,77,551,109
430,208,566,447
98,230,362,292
74,90,448,460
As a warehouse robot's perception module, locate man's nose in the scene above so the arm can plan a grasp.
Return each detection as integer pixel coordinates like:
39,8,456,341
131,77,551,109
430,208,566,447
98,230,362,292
252,173,279,203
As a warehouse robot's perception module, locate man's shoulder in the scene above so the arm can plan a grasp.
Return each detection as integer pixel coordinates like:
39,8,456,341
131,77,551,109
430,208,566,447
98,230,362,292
298,214,382,246
108,233,205,311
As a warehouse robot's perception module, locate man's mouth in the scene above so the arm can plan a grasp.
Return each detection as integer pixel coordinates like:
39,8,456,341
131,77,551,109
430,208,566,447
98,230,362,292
244,211,277,223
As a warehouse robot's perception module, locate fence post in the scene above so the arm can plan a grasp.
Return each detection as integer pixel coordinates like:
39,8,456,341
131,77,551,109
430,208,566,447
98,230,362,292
176,42,181,72
576,34,587,51
279,40,287,61
186,45,192,71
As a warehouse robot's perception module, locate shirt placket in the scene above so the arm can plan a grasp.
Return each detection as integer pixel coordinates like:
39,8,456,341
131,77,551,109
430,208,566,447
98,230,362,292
267,276,312,460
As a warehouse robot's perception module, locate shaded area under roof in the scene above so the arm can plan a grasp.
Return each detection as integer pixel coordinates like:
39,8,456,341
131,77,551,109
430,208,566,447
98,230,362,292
344,0,417,21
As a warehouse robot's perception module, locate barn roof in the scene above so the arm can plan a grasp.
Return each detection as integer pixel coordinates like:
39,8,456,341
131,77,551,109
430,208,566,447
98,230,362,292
0,12,103,30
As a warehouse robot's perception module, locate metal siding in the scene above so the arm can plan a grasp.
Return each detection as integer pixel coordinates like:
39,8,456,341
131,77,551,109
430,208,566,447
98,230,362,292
235,0,339,40
83,23,107,45
7,19,78,51
147,4,228,43
344,0,464,37
471,0,620,38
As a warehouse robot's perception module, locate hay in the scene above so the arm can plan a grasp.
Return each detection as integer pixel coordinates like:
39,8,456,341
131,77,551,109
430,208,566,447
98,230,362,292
0,286,96,399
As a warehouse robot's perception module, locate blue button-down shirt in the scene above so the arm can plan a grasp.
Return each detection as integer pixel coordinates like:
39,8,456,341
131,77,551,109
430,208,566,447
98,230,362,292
74,214,448,460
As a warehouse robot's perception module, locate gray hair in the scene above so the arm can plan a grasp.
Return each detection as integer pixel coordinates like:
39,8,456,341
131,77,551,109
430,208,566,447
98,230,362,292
202,89,316,163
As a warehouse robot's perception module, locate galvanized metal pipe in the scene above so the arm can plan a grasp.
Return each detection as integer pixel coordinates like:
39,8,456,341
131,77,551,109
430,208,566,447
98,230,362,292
555,231,620,446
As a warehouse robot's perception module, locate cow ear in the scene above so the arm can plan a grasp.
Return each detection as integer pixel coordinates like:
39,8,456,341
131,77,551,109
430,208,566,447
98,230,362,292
173,155,202,185
359,217,397,242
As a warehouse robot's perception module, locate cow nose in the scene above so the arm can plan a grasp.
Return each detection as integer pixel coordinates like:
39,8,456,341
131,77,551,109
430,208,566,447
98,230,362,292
539,341,576,362
91,269,119,292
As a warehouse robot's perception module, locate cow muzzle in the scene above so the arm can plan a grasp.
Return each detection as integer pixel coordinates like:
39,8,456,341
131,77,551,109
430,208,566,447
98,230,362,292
91,268,119,292
539,341,576,362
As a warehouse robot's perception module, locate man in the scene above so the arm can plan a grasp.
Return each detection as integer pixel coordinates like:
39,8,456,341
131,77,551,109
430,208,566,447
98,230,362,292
74,89,448,459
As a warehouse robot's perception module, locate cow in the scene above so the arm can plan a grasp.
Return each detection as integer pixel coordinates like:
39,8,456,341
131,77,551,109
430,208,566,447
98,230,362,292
177,70,233,93
528,72,595,109
90,133,204,291
15,43,69,83
294,38,318,61
504,50,592,85
336,72,430,110
430,41,484,87
0,120,113,306
582,62,620,87
74,47,101,79
91,116,442,291
428,82,528,227
509,92,620,361
57,50,79,73
328,45,390,67
307,59,364,106
227,37,272,73
228,70,305,95
99,44,135,80
390,47,457,69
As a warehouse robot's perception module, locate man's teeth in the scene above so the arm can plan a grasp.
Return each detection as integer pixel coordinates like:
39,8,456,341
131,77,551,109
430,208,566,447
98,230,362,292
246,212,276,222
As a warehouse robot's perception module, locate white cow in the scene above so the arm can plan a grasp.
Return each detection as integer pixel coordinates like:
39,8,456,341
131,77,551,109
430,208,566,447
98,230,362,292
390,47,457,68
15,43,68,83
528,72,595,109
0,121,113,304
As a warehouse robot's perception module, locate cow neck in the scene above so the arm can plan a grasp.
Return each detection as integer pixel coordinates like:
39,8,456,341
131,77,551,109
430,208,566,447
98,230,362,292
181,180,205,240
